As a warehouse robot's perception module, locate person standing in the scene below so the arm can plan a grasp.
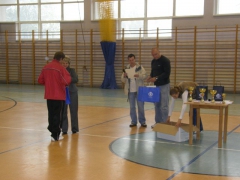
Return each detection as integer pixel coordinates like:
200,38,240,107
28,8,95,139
61,56,79,135
121,54,147,127
167,81,204,131
38,51,71,141
147,48,171,128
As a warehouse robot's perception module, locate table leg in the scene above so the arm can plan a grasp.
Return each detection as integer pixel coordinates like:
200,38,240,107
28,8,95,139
189,105,193,145
197,108,200,139
218,107,223,148
223,106,229,143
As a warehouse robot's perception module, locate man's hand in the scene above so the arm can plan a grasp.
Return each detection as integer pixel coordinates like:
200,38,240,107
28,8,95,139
123,73,128,78
146,76,157,83
134,74,139,78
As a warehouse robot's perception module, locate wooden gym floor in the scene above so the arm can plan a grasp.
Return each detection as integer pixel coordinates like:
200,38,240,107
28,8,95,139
0,84,240,180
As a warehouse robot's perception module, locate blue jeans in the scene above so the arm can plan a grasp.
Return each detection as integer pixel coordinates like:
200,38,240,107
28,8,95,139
154,83,170,123
129,92,146,125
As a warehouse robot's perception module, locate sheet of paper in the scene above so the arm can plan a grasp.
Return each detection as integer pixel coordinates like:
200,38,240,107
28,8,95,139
125,69,135,79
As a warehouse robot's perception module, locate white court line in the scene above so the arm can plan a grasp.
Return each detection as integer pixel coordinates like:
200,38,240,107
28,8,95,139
79,133,120,139
214,147,240,152
79,135,181,145
0,126,46,131
2,127,239,152
80,134,237,150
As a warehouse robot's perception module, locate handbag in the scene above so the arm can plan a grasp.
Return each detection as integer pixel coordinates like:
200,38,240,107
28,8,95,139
213,83,224,101
65,86,71,104
137,86,160,103
195,84,208,101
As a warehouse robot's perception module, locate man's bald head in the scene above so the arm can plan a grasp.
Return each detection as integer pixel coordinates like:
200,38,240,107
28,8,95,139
151,48,161,59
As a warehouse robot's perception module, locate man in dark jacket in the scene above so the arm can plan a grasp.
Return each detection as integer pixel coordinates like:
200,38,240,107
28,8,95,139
38,51,71,141
147,48,171,127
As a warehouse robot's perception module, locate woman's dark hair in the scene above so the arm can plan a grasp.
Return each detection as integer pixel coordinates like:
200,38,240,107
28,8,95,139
54,51,65,61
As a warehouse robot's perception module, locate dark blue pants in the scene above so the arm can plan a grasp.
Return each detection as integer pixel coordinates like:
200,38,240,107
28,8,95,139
192,108,204,131
47,99,65,139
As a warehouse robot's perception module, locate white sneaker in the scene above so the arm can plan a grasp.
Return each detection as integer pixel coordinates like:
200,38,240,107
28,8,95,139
151,123,156,129
51,137,57,142
51,135,64,142
58,135,64,141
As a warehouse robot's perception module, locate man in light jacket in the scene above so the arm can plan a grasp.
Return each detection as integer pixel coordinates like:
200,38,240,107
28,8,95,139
121,54,147,127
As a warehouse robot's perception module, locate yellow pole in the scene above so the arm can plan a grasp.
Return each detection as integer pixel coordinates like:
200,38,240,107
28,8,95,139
46,30,49,64
75,29,78,75
139,28,142,64
90,29,93,87
213,26,217,85
18,31,22,84
32,30,36,85
174,27,178,85
122,28,125,88
234,25,239,93
60,29,63,51
5,31,9,84
193,26,197,82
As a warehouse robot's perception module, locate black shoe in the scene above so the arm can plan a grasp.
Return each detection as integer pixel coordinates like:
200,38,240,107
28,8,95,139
129,124,137,127
141,123,147,127
62,132,67,135
72,131,79,134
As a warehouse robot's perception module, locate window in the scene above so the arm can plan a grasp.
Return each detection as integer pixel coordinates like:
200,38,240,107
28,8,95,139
121,20,144,38
0,6,17,22
120,0,144,18
175,0,204,16
0,0,84,40
147,0,173,17
41,4,61,21
64,3,84,21
148,19,172,38
20,23,38,39
0,0,16,4
92,0,205,39
215,0,240,15
20,5,38,21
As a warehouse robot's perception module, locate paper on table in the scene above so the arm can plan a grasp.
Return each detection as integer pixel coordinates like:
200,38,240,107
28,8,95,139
125,69,136,79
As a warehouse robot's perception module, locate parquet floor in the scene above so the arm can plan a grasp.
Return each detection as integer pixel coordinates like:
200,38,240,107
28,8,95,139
0,84,240,180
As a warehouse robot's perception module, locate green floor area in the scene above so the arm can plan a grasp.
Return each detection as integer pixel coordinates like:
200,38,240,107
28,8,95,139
110,129,240,177
1,84,240,115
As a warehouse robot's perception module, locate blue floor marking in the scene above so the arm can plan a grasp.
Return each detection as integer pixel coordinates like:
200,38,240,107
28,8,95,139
166,124,240,180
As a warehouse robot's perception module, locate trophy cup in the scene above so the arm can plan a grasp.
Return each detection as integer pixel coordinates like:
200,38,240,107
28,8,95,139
209,89,217,103
222,93,226,104
188,86,194,102
199,88,206,102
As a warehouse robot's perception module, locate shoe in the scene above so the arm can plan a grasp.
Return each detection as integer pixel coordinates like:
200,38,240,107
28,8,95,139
129,124,137,127
151,123,157,129
51,137,57,142
72,131,79,134
62,132,67,135
141,123,147,127
51,135,64,142
58,135,64,141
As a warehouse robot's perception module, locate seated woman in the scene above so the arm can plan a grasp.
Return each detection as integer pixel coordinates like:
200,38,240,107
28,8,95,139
167,81,203,131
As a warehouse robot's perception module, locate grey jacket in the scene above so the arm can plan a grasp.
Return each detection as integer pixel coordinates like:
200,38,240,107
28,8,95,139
66,67,78,92
121,63,147,95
